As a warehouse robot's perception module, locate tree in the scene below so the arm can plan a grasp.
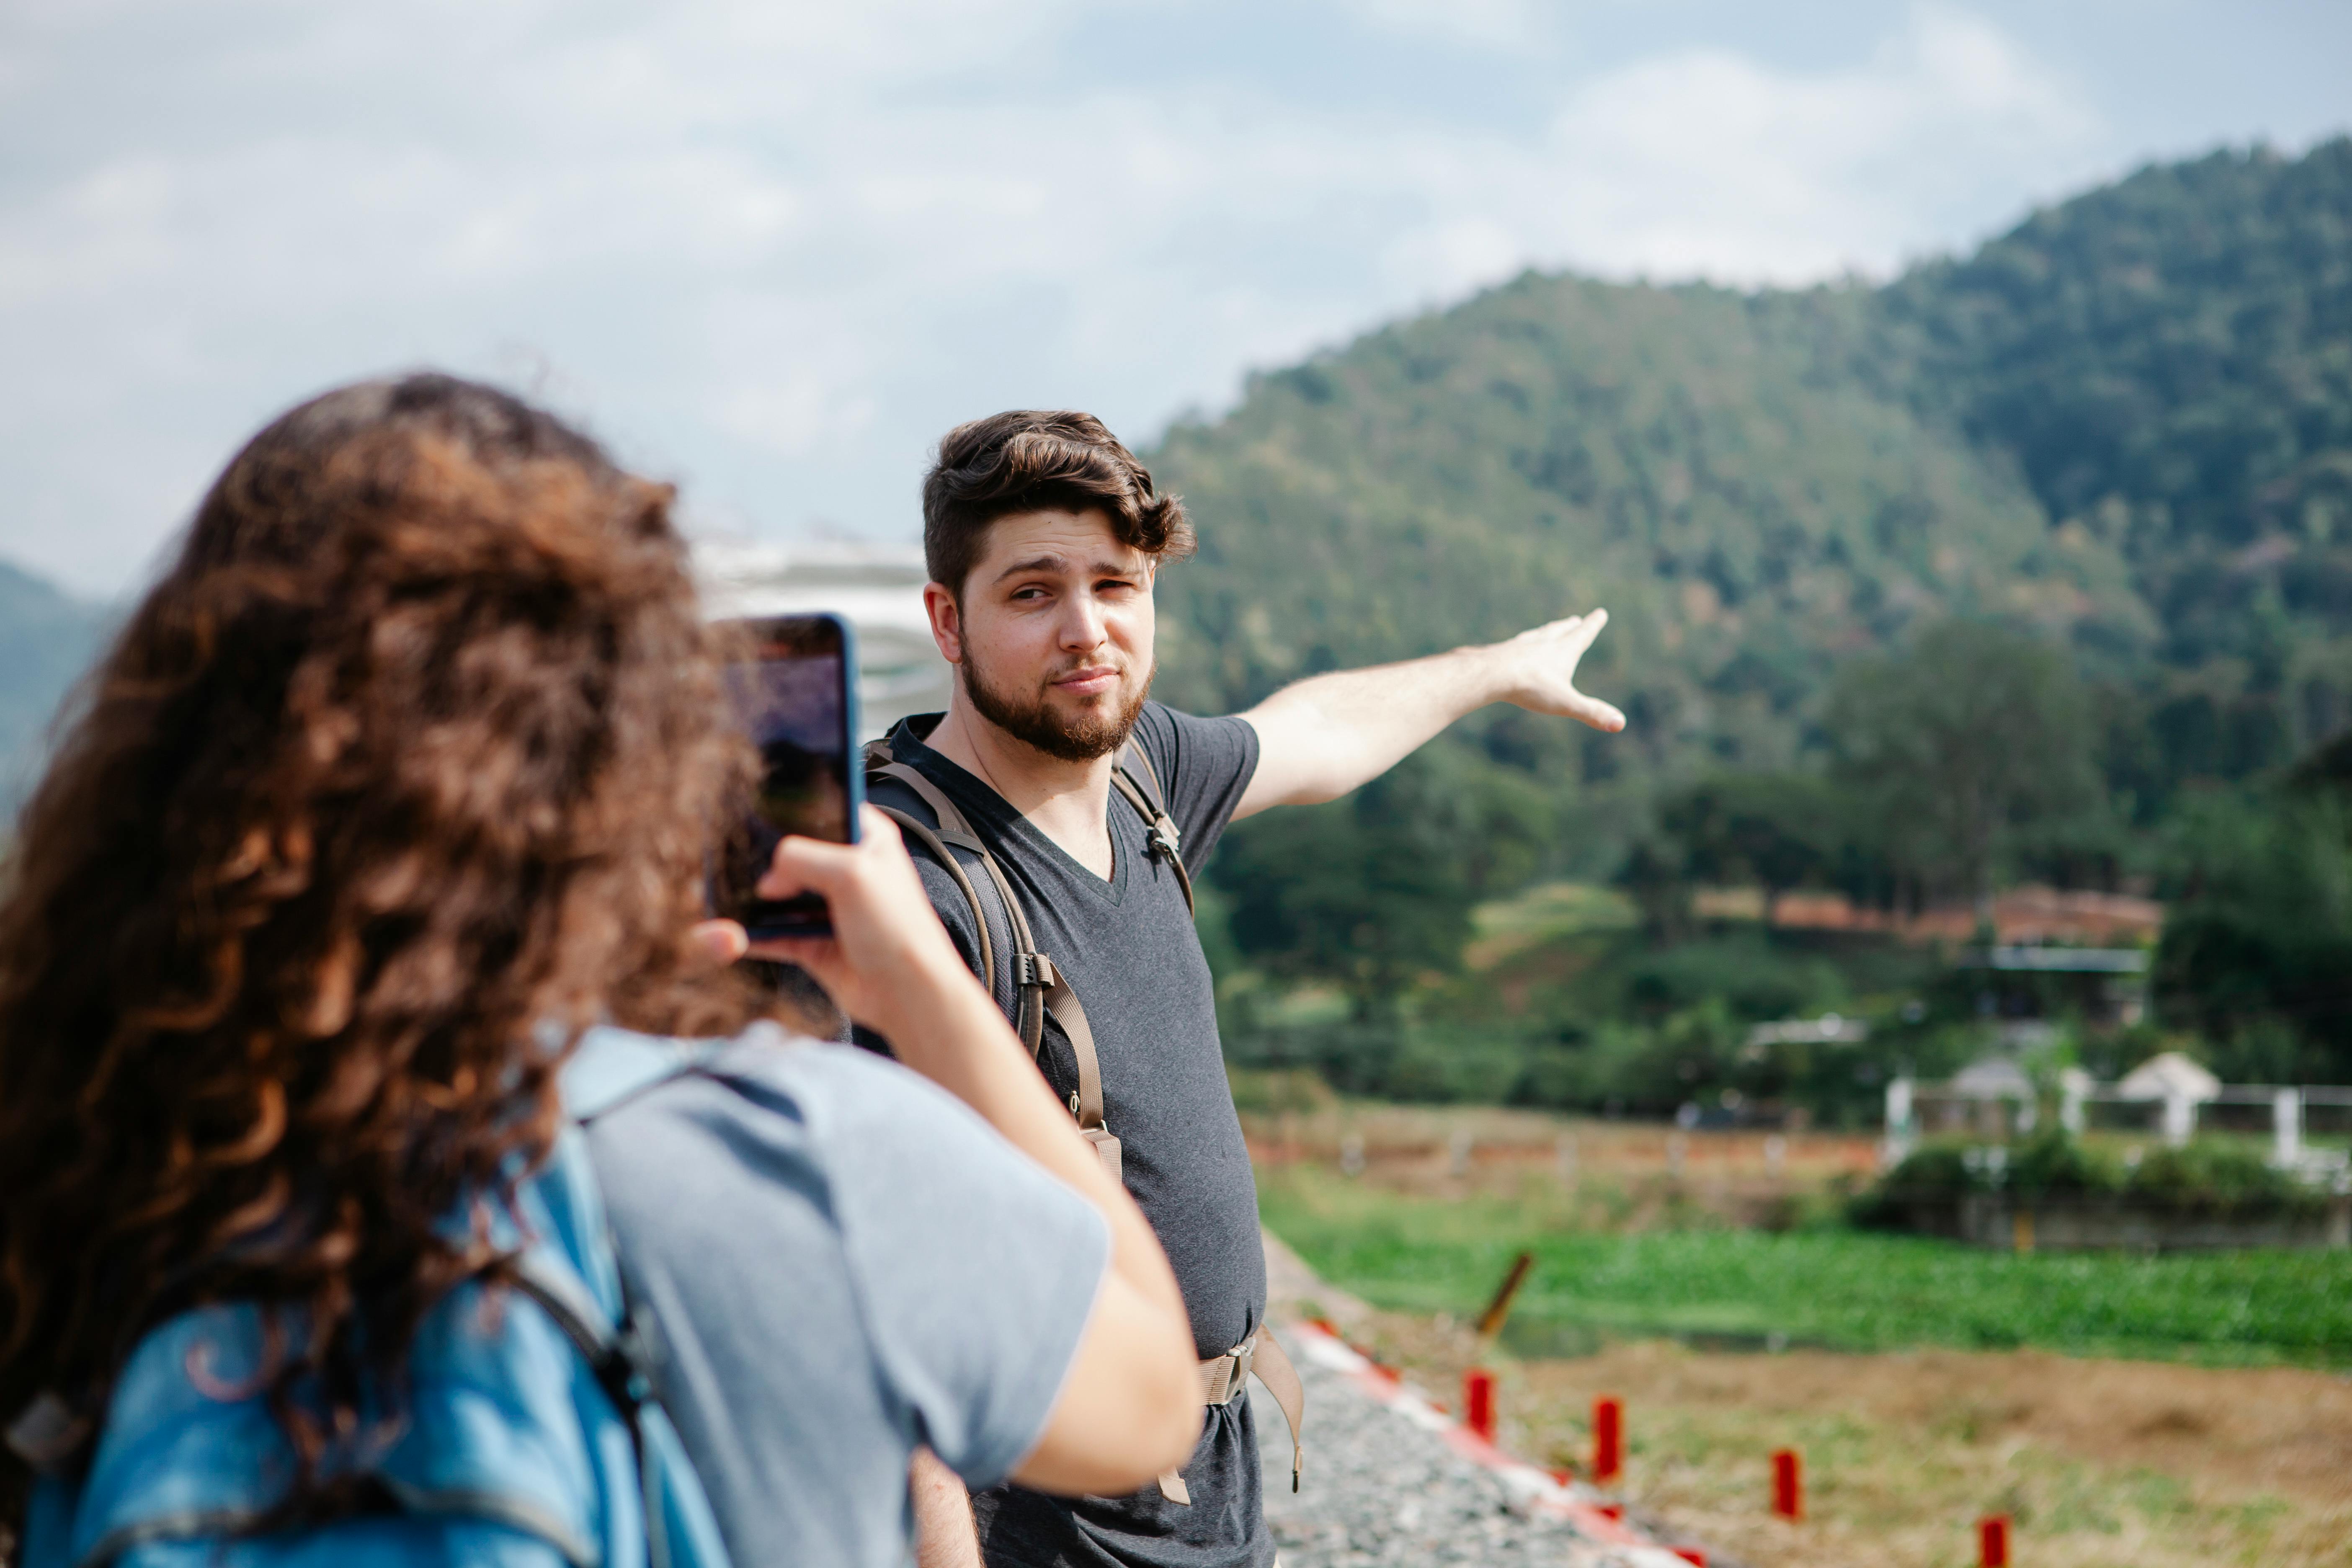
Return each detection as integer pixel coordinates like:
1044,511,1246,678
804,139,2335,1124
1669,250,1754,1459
1825,620,2097,913
1210,739,1552,1003
2156,788,2352,1081
1657,771,1848,898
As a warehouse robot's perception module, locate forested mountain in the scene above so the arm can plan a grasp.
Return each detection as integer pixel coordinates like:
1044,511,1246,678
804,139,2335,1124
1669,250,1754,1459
1150,276,2148,792
0,564,107,808
1146,138,2352,1089
1885,141,2352,803
1155,141,2350,810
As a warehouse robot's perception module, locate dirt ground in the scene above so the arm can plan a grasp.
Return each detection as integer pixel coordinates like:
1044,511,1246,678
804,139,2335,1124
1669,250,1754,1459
1264,1232,2352,1568
1355,1314,2352,1568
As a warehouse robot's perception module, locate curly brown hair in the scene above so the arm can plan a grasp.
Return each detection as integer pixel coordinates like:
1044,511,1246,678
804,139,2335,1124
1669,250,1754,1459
921,410,1196,598
0,374,759,1516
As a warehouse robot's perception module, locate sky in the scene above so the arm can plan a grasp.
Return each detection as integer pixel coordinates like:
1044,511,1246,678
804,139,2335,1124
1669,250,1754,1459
3,0,2347,598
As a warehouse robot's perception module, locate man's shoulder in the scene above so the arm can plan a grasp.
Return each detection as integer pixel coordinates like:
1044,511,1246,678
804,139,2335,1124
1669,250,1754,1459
1129,698,1240,768
1128,701,1259,826
900,842,986,935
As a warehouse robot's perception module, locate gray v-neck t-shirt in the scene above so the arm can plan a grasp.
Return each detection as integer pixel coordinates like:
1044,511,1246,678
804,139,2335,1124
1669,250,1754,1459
863,702,1272,1568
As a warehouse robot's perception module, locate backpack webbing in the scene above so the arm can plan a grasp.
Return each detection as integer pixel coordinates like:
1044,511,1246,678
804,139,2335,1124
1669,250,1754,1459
862,740,1307,1500
861,740,1188,1180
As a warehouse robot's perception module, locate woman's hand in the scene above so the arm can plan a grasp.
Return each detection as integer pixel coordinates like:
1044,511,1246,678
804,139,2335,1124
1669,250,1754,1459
697,807,983,1038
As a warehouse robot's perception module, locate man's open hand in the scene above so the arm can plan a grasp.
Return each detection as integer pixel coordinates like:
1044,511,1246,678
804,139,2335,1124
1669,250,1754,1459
1493,609,1625,732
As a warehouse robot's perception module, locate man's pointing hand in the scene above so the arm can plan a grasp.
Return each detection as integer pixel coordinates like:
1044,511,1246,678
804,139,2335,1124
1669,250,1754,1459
1495,608,1626,732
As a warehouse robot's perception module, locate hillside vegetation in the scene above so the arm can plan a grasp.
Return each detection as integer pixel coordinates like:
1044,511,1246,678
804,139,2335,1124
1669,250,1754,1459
0,565,106,806
1149,140,2352,1095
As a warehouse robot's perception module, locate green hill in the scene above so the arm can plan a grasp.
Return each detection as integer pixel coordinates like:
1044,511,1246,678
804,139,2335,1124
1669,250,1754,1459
1887,142,2352,799
1150,278,2149,789
0,563,108,810
1149,138,2352,1086
1155,140,2352,807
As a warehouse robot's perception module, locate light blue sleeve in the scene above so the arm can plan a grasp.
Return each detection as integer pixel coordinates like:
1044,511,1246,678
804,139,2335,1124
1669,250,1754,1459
737,1042,1111,1487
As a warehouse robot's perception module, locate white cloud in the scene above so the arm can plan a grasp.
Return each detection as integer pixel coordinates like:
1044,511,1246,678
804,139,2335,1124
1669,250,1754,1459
1355,0,1548,49
0,1,2133,596
1534,4,2106,282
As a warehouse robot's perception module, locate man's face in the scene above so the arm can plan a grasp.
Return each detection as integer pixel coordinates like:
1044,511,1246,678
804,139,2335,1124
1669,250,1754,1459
924,507,1155,761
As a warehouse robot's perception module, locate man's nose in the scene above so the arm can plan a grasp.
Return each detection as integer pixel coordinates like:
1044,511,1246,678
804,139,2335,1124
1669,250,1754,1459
1059,596,1109,651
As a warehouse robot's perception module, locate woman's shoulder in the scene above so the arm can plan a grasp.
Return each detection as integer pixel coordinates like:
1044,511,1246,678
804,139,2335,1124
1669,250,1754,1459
588,1021,1008,1171
582,1022,1102,1300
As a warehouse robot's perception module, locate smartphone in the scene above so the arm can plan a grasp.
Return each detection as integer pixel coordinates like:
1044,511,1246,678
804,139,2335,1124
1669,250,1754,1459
711,613,862,939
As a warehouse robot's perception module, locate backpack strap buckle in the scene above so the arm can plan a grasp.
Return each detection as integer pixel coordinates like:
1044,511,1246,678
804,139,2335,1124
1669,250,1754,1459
1013,952,1059,990
1200,1336,1255,1405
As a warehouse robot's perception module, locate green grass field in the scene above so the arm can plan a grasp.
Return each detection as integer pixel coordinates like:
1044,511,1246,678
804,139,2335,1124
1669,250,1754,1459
1259,1164,2352,1368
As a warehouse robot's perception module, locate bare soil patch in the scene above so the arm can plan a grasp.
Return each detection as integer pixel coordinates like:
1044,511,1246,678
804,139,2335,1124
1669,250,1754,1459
1331,1307,2352,1568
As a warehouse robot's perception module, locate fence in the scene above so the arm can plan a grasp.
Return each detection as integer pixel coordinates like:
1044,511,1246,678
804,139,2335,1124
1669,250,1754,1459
1883,1065,2352,1187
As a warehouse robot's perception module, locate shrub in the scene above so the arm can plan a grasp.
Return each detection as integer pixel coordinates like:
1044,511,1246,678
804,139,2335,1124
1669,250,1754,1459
2126,1140,2322,1217
1854,1130,2327,1225
2009,1128,2123,1200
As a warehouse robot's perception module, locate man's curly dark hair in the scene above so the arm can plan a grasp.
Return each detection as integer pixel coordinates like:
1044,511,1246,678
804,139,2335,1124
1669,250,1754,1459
921,410,1195,598
0,374,761,1523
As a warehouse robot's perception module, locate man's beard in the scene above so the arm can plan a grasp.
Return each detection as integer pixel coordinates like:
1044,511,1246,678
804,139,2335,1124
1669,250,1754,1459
961,647,1154,762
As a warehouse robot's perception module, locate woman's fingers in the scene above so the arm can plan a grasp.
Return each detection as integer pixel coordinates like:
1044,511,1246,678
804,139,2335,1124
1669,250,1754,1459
744,934,840,970
755,807,910,900
688,918,751,968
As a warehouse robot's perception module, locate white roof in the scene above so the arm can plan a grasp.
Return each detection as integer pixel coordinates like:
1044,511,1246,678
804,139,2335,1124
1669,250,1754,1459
1950,1055,2034,1099
2117,1051,2221,1102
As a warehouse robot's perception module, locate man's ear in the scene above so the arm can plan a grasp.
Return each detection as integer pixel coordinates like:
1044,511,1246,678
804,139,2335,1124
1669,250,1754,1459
922,580,965,665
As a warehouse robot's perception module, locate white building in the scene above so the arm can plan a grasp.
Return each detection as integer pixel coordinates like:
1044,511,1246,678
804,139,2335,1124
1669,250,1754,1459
694,539,950,740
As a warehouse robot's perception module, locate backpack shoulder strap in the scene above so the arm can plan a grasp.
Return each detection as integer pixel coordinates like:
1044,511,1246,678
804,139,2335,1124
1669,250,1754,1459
864,741,1002,1012
1111,743,1194,914
862,743,1055,1052
862,741,1119,1179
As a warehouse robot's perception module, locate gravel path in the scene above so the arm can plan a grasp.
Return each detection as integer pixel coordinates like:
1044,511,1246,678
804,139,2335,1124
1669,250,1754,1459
1248,1350,1655,1567
1252,1234,1699,1568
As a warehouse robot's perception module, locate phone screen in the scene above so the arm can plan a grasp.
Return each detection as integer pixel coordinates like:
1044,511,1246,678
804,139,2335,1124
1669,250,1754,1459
712,614,862,938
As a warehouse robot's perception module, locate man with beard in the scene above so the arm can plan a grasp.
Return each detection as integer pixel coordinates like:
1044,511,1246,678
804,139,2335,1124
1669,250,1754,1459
864,410,1625,1568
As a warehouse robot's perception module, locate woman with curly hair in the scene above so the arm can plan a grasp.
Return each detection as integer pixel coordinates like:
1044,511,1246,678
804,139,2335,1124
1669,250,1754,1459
0,374,1199,1567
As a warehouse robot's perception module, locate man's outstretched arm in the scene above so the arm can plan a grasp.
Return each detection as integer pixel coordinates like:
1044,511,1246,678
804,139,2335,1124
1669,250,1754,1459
1232,609,1625,820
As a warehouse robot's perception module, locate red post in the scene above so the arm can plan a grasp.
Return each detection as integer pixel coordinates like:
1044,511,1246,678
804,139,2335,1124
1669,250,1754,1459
1771,1447,1803,1520
1978,1515,2011,1568
1592,1395,1624,1483
1463,1367,1496,1443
